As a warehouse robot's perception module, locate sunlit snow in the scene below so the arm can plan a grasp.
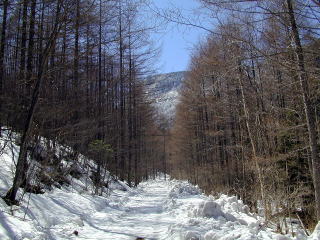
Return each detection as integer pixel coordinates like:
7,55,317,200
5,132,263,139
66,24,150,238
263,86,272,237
0,133,319,240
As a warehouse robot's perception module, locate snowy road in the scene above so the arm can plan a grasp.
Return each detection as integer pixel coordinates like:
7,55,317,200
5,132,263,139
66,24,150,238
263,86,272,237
1,174,320,239
78,180,178,240
51,178,320,240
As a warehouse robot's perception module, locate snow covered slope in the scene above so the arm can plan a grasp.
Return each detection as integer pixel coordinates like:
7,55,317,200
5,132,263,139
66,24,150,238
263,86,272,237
0,133,319,239
146,71,186,122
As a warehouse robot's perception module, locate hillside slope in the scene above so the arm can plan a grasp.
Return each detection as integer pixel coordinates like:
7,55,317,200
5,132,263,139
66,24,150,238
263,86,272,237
146,71,186,123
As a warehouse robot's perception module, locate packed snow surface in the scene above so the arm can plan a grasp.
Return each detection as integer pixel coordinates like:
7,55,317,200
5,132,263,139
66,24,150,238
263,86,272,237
0,139,320,239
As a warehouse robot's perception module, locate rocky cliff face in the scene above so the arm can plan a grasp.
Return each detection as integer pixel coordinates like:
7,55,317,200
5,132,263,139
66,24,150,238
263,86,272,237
146,71,186,124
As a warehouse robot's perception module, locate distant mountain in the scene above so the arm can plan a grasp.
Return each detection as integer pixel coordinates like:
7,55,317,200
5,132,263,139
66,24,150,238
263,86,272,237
145,71,187,124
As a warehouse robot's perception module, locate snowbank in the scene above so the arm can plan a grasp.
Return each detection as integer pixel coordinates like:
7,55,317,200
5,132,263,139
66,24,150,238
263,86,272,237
166,181,319,240
168,182,202,198
192,200,225,218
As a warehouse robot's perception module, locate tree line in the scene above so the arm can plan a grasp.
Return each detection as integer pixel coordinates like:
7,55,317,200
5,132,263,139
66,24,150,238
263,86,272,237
0,0,164,204
170,0,320,231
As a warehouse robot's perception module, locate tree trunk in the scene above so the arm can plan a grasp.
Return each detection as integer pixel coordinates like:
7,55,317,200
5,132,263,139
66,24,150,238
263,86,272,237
0,0,9,136
286,0,320,220
4,1,62,205
20,0,29,91
119,5,126,181
26,0,36,96
238,62,266,216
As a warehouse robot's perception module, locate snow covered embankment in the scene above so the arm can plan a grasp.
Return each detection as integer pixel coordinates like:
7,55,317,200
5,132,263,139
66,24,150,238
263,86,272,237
165,182,320,240
0,139,320,239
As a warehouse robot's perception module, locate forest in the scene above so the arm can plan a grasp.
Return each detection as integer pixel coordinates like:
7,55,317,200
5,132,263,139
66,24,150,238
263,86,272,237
0,0,165,205
169,0,320,231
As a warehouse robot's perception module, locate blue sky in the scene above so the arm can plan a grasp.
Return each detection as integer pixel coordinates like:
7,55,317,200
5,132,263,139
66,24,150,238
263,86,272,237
149,0,209,74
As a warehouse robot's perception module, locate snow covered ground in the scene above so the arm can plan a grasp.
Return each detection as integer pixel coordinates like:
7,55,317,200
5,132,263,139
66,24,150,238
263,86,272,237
0,136,320,240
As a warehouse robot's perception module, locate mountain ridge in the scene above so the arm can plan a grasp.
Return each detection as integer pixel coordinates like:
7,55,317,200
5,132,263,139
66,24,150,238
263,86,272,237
146,71,187,123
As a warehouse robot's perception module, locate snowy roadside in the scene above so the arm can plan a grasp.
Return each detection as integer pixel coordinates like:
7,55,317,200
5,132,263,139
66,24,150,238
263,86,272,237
0,137,319,240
